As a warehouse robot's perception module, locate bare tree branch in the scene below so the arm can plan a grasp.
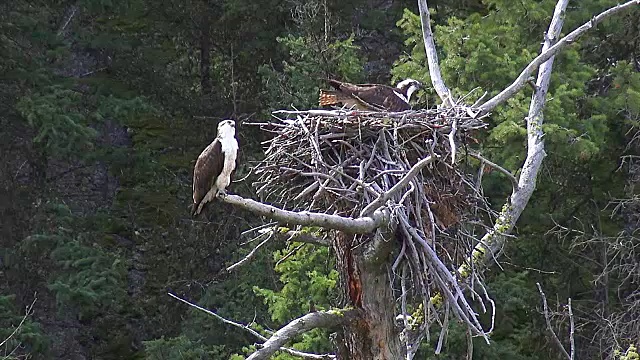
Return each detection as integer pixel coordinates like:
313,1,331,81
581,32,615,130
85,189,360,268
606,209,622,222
247,309,360,360
277,229,330,246
459,0,569,277
226,232,274,272
360,153,439,216
417,0,455,107
227,228,329,272
0,297,36,350
220,194,389,233
478,0,640,114
168,293,335,359
57,4,78,36
467,151,518,187
536,283,571,360
568,298,575,360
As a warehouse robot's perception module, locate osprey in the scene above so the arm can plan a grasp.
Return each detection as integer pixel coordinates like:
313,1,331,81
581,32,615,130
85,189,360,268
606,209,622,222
319,78,422,111
192,119,238,216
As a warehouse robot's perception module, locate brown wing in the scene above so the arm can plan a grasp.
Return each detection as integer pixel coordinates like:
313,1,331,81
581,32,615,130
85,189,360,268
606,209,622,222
374,86,412,111
324,79,411,111
347,85,411,112
192,139,223,214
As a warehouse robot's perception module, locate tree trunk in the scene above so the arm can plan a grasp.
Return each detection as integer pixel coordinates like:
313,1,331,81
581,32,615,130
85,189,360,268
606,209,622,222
333,232,403,359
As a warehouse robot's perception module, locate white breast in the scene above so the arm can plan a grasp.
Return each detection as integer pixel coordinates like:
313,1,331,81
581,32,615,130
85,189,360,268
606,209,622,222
216,136,238,191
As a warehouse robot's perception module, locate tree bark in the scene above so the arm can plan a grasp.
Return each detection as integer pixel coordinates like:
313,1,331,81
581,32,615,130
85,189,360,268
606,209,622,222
333,232,403,359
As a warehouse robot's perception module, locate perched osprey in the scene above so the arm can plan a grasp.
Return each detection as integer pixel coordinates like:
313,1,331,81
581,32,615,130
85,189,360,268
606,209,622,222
319,78,422,111
192,119,239,216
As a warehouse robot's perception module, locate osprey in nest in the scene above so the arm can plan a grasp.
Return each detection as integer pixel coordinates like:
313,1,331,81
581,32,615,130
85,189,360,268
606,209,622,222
319,78,422,111
192,119,238,216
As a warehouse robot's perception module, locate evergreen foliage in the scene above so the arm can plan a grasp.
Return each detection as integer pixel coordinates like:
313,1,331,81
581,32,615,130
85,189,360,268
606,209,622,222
0,0,638,358
0,295,48,359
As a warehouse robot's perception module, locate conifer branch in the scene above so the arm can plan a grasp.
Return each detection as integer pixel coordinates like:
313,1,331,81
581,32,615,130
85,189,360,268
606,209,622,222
417,0,455,107
478,0,640,114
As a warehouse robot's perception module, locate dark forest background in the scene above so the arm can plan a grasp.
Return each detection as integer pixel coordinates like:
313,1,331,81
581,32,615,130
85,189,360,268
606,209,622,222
1,0,639,359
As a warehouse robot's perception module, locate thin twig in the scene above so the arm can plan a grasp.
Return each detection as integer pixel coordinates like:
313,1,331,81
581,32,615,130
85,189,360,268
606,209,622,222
168,293,334,359
467,151,518,187
536,283,571,360
0,297,36,349
226,232,274,272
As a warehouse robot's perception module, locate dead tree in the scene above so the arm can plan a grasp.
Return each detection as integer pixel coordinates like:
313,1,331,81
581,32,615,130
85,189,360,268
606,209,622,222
172,0,640,358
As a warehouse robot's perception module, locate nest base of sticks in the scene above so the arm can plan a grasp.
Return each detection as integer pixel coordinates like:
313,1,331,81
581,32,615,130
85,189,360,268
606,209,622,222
252,107,494,340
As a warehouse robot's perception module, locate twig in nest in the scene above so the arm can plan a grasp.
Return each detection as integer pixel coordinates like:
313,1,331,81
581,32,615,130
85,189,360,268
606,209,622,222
360,154,439,217
448,119,458,165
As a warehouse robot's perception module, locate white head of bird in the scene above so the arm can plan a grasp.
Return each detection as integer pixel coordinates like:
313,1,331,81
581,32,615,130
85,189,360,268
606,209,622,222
396,78,423,101
217,119,236,139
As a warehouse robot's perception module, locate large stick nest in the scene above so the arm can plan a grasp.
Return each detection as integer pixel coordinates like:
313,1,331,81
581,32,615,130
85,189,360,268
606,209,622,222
254,107,488,225
251,107,495,340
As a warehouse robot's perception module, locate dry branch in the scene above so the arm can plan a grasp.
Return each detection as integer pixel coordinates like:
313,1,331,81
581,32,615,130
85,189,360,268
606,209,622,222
246,309,359,360
536,283,572,360
467,151,518,187
220,194,389,233
227,228,329,272
0,297,36,350
478,0,640,114
168,293,334,359
459,0,569,277
360,153,439,216
418,0,454,107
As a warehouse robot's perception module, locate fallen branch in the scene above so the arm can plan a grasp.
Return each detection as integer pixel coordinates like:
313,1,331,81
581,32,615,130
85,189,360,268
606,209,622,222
418,0,455,107
221,194,389,233
168,293,335,359
246,309,360,360
478,0,640,114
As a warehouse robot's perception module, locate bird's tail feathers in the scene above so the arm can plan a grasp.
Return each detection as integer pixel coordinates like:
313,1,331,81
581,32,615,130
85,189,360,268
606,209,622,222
319,89,347,106
191,202,201,218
